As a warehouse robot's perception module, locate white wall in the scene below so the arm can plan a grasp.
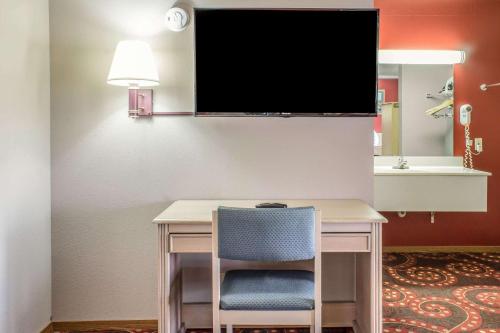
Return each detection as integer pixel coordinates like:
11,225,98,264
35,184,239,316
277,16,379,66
0,0,52,332
50,0,374,321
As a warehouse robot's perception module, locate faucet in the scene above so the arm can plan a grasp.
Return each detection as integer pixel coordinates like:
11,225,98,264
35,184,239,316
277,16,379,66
393,156,410,170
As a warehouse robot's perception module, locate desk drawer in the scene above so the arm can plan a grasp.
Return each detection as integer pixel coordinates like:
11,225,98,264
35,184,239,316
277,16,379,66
170,234,212,253
170,233,370,253
321,233,370,252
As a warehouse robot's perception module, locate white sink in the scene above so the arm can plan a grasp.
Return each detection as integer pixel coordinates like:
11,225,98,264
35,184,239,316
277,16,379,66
374,157,491,212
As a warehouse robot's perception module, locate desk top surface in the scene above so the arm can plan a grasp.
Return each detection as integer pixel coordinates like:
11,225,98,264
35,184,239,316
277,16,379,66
153,199,387,224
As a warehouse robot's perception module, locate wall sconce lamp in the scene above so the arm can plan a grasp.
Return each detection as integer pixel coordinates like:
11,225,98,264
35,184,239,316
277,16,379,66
107,40,159,118
379,50,466,65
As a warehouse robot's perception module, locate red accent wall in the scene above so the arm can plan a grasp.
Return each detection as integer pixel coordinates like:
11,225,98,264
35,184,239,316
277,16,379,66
379,79,398,103
374,79,398,133
375,0,500,246
373,115,382,133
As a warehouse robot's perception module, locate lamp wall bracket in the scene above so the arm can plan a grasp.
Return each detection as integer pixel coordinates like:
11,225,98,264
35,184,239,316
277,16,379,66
128,89,153,118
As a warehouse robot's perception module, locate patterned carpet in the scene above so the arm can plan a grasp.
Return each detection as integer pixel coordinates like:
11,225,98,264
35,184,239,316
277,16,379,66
57,253,500,333
382,252,499,333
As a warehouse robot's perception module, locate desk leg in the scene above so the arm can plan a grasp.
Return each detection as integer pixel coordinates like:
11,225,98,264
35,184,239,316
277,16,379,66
159,225,183,333
371,223,382,333
159,225,168,333
355,224,382,333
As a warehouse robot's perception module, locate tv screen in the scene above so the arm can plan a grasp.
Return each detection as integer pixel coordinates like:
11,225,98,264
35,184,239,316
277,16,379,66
194,9,379,117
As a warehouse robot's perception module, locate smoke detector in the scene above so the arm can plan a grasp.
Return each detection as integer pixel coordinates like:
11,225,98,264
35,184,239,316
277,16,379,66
165,7,190,32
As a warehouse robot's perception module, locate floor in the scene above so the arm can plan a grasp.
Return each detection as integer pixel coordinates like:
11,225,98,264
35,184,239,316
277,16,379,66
56,253,499,333
382,252,499,333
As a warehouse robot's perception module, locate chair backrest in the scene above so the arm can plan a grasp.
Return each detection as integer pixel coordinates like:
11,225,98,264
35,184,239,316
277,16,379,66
216,206,315,262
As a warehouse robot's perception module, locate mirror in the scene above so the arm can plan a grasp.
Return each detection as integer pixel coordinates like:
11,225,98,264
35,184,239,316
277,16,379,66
374,64,454,156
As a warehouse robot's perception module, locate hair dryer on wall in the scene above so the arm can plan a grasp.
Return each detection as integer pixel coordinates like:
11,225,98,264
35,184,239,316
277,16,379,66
460,104,482,169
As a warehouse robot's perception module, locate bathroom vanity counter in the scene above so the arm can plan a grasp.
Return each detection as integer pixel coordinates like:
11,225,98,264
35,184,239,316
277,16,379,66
374,165,491,176
374,157,491,212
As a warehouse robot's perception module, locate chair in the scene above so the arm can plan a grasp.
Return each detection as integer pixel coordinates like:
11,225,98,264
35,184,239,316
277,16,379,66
212,206,321,333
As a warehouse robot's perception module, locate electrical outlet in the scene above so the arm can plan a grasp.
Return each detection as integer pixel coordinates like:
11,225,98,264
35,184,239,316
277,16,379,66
475,138,483,153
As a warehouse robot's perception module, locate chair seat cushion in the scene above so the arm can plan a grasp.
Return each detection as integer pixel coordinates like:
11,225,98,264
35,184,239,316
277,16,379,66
220,270,314,310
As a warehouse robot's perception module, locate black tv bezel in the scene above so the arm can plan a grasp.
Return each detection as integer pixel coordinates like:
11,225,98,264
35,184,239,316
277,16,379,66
193,8,379,118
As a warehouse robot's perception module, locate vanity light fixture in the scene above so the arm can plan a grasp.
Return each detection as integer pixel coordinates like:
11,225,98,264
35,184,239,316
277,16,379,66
107,40,159,118
379,50,466,65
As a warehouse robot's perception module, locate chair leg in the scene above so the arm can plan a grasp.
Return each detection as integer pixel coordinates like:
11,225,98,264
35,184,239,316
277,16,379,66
311,323,321,333
314,307,321,333
213,315,220,333
314,317,321,333
226,323,233,333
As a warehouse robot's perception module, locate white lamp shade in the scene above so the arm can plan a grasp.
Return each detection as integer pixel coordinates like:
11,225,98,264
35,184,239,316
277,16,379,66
379,50,466,65
107,40,160,87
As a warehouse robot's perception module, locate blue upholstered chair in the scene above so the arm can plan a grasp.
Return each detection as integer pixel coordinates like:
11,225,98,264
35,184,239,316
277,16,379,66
211,206,321,333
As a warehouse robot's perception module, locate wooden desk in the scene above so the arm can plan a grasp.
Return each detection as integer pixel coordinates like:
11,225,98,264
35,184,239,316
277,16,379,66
154,200,387,333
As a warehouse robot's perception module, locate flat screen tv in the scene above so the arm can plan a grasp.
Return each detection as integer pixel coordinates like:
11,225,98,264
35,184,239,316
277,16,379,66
194,9,379,117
